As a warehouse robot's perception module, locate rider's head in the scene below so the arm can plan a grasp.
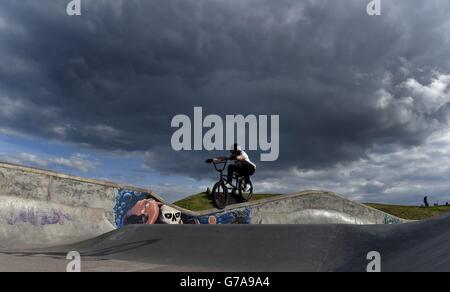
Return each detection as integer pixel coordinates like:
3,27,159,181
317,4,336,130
230,143,242,155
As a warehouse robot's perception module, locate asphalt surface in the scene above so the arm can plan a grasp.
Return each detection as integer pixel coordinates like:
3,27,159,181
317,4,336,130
2,213,450,272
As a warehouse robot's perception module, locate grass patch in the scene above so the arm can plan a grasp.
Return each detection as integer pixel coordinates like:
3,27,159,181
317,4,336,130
365,203,450,220
174,192,281,211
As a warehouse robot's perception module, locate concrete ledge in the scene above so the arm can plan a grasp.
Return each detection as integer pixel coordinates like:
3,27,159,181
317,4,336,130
0,161,405,249
0,162,160,197
0,196,114,249
184,190,405,225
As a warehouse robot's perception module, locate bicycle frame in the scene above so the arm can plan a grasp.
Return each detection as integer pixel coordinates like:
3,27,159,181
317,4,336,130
209,159,254,208
212,160,241,190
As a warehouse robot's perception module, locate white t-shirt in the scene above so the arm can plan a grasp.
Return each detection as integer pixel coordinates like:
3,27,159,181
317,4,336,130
239,150,256,169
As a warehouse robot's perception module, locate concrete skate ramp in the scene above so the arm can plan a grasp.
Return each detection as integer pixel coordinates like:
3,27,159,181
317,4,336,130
0,196,114,249
48,213,450,272
0,162,132,248
0,162,403,249
3,162,448,271
183,191,404,225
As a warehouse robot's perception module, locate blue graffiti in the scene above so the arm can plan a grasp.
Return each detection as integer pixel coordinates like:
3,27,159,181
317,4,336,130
114,189,252,226
194,207,252,224
7,208,72,226
384,215,402,225
114,189,151,228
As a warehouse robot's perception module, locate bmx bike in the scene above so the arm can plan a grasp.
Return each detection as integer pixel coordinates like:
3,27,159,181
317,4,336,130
206,159,253,209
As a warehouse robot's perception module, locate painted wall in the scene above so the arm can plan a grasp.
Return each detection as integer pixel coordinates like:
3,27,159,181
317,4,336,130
0,162,404,249
0,163,121,248
0,196,114,249
113,190,404,227
0,163,117,224
115,189,183,227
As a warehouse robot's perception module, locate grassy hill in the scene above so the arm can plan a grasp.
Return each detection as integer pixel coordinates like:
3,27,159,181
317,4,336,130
173,192,281,211
365,203,450,220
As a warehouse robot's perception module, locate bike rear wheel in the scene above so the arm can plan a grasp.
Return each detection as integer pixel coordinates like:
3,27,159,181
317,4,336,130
212,181,229,209
238,178,253,202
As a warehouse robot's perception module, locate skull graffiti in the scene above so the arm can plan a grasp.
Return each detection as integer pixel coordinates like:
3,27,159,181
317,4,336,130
159,205,183,224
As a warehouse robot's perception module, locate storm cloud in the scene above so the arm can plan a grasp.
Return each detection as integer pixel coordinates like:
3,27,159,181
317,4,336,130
1,0,450,202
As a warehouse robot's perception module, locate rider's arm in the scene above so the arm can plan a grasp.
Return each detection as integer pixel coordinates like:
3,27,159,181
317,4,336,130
235,155,246,161
212,156,229,163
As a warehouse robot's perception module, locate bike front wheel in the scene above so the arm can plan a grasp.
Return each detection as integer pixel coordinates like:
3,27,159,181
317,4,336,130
212,181,229,209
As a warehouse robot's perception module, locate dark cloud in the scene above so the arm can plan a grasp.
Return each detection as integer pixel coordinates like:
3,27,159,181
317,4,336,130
0,0,450,182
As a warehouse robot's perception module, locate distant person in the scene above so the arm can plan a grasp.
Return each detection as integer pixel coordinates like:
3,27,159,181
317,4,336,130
424,196,429,208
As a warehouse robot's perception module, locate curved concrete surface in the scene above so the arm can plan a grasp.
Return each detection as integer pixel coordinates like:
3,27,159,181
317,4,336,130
183,191,405,225
0,162,404,249
0,162,158,248
3,213,446,272
0,162,447,271
0,196,114,249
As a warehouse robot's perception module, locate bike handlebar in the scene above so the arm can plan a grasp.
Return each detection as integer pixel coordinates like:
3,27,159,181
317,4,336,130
206,158,230,172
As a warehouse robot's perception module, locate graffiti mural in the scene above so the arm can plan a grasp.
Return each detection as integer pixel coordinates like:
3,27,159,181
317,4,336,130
114,189,253,227
114,189,148,227
114,189,184,228
123,198,162,225
7,208,72,226
182,207,252,225
383,215,402,225
159,205,183,224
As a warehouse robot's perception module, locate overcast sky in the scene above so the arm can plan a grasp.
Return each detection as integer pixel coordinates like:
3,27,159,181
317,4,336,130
1,0,450,204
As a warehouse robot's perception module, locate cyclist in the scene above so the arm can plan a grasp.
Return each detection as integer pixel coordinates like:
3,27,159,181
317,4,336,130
207,143,256,190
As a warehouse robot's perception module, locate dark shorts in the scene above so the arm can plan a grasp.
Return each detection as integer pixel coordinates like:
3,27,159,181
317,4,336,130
227,161,255,182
